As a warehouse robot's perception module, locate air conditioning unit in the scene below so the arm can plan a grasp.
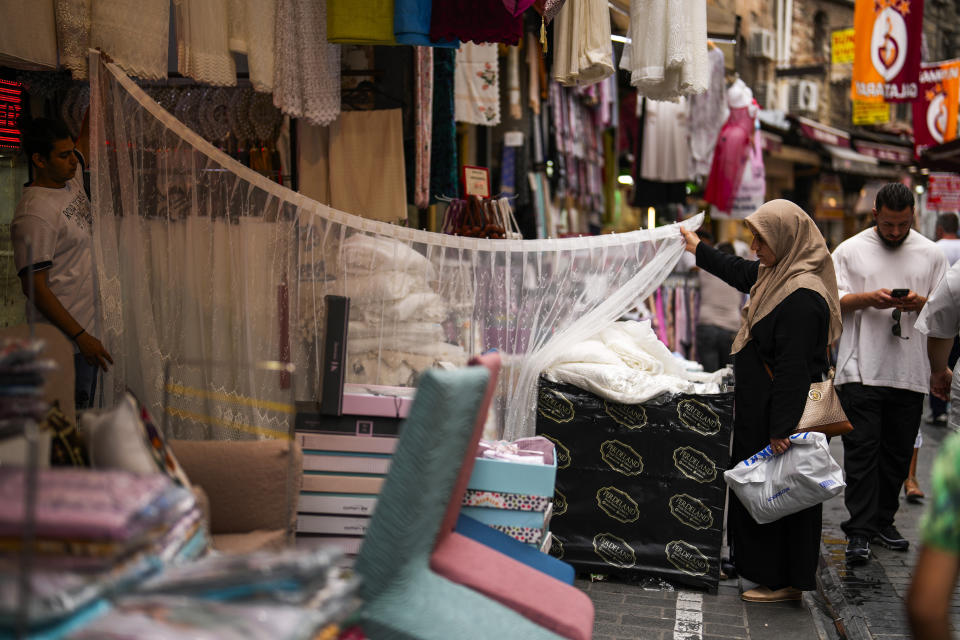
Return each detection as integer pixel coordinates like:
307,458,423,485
753,82,777,109
788,80,820,114
748,28,776,60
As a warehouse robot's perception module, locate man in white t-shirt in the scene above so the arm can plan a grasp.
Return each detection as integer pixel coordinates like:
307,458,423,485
12,117,112,409
832,182,948,565
935,213,960,266
695,240,744,372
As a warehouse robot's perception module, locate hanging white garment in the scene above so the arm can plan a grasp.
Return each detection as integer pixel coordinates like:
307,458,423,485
55,0,92,79
273,0,340,126
640,98,691,183
91,0,170,80
227,0,276,93
688,46,727,181
0,0,58,70
174,0,237,87
552,0,613,87
455,42,501,126
620,0,708,101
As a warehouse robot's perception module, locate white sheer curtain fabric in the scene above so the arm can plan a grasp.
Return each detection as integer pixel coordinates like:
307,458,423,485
174,0,237,87
89,53,695,441
91,0,170,80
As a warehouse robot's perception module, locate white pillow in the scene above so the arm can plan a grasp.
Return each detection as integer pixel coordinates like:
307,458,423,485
81,393,157,474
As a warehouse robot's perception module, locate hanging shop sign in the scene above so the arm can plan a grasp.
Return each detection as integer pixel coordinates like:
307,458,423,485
831,28,856,65
912,60,960,157
797,116,851,148
853,140,913,164
852,100,891,125
536,378,733,592
928,172,960,212
0,79,24,150
851,0,924,102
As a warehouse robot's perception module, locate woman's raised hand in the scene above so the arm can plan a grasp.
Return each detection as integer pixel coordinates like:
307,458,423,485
680,227,700,255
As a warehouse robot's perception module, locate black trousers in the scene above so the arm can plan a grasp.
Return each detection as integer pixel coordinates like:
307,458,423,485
837,383,924,538
695,324,736,373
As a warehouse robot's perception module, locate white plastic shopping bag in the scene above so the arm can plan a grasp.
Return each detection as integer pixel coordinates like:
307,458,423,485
723,431,844,524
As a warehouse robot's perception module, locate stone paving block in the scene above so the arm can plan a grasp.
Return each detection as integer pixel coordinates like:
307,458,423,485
702,621,749,638
619,613,677,630
701,610,748,626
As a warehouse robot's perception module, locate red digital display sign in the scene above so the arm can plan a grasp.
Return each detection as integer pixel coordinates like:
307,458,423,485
0,79,24,150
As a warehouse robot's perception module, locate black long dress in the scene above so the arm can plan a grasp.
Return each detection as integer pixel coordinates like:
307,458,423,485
696,242,831,591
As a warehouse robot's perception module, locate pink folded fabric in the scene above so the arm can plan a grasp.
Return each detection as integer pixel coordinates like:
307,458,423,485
501,0,536,16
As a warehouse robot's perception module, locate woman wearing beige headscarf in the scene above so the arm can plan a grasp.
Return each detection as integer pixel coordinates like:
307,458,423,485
681,199,842,603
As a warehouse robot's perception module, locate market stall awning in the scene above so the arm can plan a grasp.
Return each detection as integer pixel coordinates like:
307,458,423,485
920,138,960,172
823,145,900,177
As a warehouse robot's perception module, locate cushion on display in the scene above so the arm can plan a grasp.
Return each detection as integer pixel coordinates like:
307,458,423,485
431,531,593,640
169,439,302,537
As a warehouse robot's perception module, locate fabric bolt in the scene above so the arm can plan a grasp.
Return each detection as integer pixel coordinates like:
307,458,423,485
328,109,407,224
500,144,517,198
916,261,960,431
414,47,434,209
490,524,542,544
508,46,522,120
620,0,708,100
0,0,58,70
91,0,169,80
455,42,501,126
55,0,92,79
328,0,397,45
430,0,523,46
832,228,948,394
273,0,341,126
689,46,728,181
394,0,459,47
430,48,459,203
227,0,276,93
174,0,237,87
526,33,542,114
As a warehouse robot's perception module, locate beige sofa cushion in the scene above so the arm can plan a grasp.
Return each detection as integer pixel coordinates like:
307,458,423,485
169,439,302,538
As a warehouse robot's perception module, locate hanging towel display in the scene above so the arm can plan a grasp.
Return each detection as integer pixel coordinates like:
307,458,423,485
0,0,58,70
430,48,459,202
552,0,614,87
328,0,397,45
274,0,341,126
414,47,434,209
455,42,501,126
227,0,276,93
91,0,169,80
704,79,756,214
394,0,459,47
174,0,237,87
430,0,522,46
55,0,91,79
640,98,690,183
328,109,408,224
620,0,708,101
688,45,727,182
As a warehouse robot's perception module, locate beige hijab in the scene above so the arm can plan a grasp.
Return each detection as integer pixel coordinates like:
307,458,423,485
730,199,843,354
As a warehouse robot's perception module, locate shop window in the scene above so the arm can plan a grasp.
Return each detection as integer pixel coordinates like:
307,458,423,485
813,12,829,63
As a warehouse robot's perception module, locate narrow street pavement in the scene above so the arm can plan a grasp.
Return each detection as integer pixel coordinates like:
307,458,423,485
578,414,960,639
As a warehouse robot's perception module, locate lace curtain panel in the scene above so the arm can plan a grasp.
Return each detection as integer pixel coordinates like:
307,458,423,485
89,53,694,442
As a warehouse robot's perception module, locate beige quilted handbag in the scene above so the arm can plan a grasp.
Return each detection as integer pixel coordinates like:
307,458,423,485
763,362,853,438
794,370,853,437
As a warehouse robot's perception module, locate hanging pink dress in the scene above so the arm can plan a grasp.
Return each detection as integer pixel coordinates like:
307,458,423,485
703,105,755,213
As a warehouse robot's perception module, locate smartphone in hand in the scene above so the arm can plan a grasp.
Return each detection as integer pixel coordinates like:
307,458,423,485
891,288,909,298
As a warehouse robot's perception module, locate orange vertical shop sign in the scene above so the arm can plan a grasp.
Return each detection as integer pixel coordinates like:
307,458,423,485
913,60,960,156
851,0,924,102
